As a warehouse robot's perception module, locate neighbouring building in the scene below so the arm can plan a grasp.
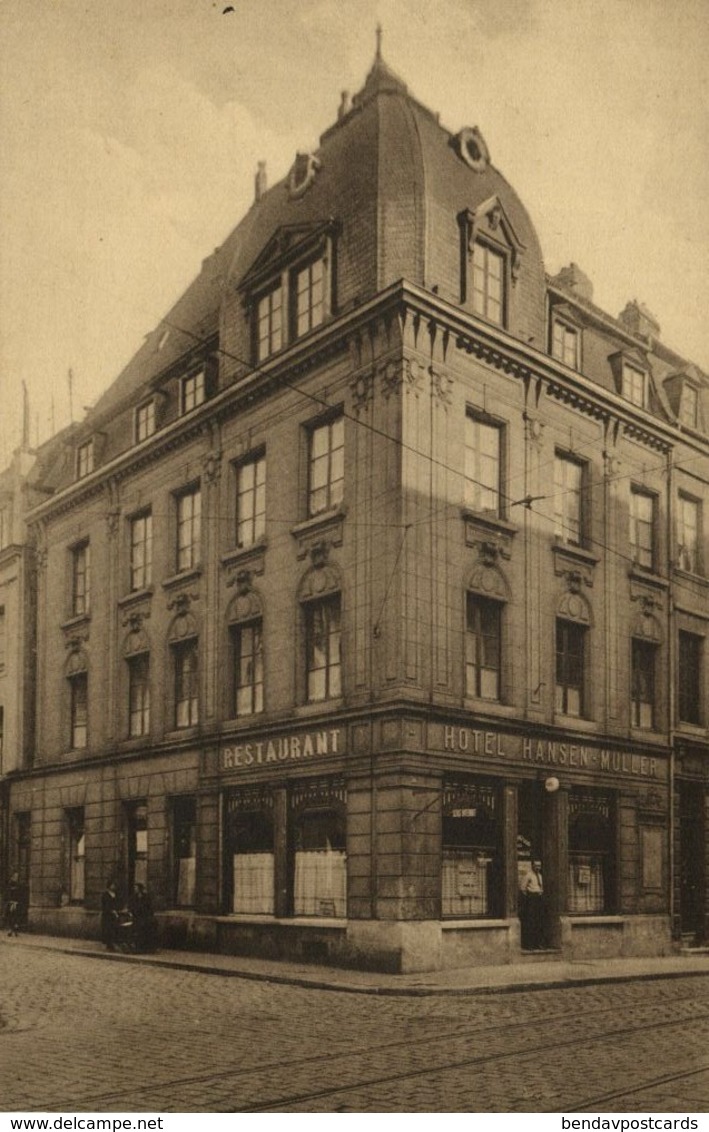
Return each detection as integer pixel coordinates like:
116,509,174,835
3,49,708,970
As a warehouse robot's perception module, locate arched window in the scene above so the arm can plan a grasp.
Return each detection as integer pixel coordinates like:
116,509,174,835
226,582,264,719
298,556,342,704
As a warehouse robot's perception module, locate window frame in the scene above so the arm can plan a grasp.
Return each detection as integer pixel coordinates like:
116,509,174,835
464,412,504,517
181,370,206,415
127,652,151,738
555,618,586,718
70,541,91,617
129,510,153,592
679,383,699,429
65,807,86,904
631,638,657,730
173,637,199,729
551,317,580,369
255,282,284,363
235,452,266,549
471,240,506,326
465,594,502,701
307,414,344,518
304,593,342,704
69,670,88,749
553,452,587,548
678,630,703,726
76,440,94,480
135,399,156,443
230,618,264,718
175,485,202,573
629,487,656,571
677,492,702,575
292,254,326,339
621,362,647,409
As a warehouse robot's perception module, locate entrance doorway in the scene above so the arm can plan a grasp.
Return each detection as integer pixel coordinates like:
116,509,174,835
517,782,552,950
679,781,706,943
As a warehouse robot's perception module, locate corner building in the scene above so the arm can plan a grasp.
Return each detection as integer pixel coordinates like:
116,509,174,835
8,54,708,971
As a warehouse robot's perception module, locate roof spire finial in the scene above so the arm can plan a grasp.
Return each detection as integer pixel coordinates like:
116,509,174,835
375,23,383,60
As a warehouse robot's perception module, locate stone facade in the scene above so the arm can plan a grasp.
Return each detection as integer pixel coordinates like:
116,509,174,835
2,52,708,971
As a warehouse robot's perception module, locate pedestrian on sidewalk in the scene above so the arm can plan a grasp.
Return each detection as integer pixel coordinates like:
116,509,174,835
100,878,119,951
520,858,545,950
5,872,22,937
128,882,157,952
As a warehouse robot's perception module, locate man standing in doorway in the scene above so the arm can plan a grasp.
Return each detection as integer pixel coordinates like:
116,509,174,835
520,858,545,950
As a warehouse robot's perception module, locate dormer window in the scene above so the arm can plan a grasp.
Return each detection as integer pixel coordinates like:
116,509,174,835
472,242,504,325
622,362,647,408
256,283,283,362
242,222,337,366
135,399,156,443
181,370,205,415
679,383,699,429
551,318,579,369
459,199,523,329
294,256,325,337
77,440,94,480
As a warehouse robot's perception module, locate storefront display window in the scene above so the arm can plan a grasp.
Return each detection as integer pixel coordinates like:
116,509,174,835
290,779,346,918
172,796,197,907
442,779,501,918
227,787,275,915
568,788,615,914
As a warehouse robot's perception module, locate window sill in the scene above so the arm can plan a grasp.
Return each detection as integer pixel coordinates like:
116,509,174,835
441,918,511,931
628,564,667,587
673,567,708,586
294,698,344,718
221,540,267,569
462,699,518,720
291,505,347,540
117,587,154,608
164,726,201,742
629,727,668,745
552,715,600,733
563,915,624,926
213,914,346,929
675,721,707,737
551,540,599,567
61,613,91,631
460,509,518,537
162,567,202,591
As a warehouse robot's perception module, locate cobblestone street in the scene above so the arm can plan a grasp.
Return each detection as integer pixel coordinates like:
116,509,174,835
1,941,708,1113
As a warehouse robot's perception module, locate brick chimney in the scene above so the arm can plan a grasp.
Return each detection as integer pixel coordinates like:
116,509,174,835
551,262,593,302
254,161,267,203
618,300,661,342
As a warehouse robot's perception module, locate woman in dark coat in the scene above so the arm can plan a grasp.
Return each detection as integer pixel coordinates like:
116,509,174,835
128,882,157,952
100,879,119,950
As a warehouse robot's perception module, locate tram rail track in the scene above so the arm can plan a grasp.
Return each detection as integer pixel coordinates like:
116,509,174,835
32,982,709,1113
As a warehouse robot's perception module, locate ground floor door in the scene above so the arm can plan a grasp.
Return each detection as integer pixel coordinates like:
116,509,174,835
679,781,706,942
517,782,555,950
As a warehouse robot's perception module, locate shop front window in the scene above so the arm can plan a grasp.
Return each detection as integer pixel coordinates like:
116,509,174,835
172,796,196,908
567,789,615,914
66,808,85,904
442,779,501,918
290,779,346,918
126,801,148,890
227,788,275,915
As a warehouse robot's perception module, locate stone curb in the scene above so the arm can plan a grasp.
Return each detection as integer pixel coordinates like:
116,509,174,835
6,936,709,998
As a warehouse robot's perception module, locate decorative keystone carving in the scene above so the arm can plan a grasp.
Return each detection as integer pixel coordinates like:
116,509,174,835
202,449,222,487
105,508,121,538
167,591,199,614
310,539,330,569
65,633,88,653
350,368,374,413
121,609,151,631
380,359,401,399
430,366,453,407
226,568,253,595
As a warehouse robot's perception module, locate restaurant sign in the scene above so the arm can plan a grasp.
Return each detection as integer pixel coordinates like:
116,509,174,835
222,728,343,771
430,724,665,780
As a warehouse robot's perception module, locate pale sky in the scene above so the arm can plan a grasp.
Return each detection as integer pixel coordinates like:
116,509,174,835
1,0,708,463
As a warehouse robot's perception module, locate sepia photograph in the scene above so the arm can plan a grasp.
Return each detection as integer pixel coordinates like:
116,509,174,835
1,0,708,1117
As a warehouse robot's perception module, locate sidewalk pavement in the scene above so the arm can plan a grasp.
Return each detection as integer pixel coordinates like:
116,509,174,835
4,930,709,997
